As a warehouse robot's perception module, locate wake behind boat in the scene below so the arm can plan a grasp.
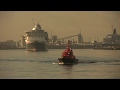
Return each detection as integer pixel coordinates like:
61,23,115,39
58,40,78,64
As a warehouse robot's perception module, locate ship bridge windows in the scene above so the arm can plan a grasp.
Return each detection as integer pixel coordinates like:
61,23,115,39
27,35,45,40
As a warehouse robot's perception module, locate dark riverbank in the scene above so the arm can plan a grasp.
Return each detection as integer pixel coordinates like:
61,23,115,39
47,45,94,49
0,45,94,50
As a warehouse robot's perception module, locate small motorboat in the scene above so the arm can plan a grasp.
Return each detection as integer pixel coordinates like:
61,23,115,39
58,40,78,64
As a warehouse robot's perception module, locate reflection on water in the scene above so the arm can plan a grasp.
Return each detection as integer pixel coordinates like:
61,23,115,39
61,64,73,79
62,64,73,70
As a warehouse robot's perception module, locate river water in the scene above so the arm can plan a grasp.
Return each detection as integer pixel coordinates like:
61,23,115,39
0,49,120,79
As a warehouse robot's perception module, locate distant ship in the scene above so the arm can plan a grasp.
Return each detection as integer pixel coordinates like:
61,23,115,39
25,22,48,51
94,28,120,50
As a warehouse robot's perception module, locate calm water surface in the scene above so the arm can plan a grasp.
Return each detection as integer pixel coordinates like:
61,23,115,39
0,49,120,79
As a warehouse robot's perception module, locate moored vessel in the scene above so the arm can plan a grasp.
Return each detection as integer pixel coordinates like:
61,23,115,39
94,28,120,50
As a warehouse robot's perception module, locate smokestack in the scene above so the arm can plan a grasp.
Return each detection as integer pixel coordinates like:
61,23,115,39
51,30,52,39
111,25,113,32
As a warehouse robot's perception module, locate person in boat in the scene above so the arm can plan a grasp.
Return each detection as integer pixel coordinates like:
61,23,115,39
70,49,73,54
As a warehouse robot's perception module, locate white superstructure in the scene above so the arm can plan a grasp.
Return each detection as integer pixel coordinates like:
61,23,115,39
25,23,48,44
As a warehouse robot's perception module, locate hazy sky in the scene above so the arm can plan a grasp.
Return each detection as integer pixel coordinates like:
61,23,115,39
0,11,120,42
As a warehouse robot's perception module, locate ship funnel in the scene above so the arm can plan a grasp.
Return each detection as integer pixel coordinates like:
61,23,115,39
113,28,117,34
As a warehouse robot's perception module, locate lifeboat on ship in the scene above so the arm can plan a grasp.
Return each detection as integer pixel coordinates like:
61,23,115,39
58,40,78,64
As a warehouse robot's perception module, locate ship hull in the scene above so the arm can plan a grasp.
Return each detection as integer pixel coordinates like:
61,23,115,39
58,57,78,64
26,42,47,51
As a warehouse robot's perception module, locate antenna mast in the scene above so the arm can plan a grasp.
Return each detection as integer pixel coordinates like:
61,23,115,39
111,25,113,32
32,18,35,25
51,30,52,39
80,29,81,34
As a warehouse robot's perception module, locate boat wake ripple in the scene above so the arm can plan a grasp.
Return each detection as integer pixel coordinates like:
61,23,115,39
0,58,120,64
